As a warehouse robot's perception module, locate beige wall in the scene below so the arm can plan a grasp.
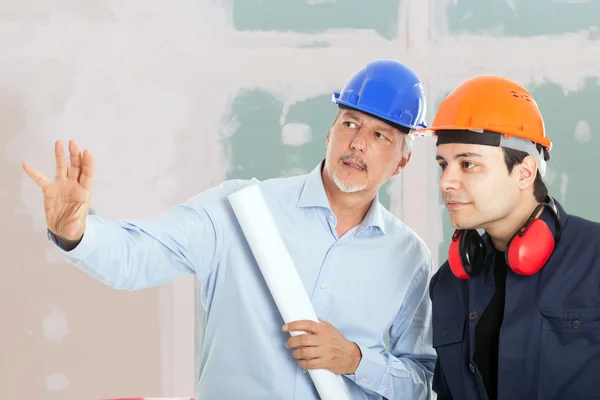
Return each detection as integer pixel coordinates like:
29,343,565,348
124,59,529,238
1,97,198,399
0,92,170,399
0,2,202,398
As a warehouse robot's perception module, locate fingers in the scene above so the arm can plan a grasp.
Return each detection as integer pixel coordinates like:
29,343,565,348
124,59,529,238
292,346,320,360
283,320,320,334
68,140,82,181
24,140,93,191
286,333,318,349
54,140,68,179
79,149,95,191
297,358,324,370
65,140,94,190
22,162,51,188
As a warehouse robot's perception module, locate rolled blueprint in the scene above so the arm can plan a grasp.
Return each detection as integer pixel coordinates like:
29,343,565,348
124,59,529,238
228,183,351,400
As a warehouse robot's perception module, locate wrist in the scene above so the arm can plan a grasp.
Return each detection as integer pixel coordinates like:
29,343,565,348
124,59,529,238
53,231,83,251
345,341,362,374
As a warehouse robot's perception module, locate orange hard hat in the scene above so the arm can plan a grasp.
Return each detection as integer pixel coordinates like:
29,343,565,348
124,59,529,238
415,75,552,150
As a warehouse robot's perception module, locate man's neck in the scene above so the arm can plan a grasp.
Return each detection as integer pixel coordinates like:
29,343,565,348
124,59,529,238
486,197,542,252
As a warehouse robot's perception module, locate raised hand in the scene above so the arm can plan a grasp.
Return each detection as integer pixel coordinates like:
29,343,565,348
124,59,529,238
22,140,94,242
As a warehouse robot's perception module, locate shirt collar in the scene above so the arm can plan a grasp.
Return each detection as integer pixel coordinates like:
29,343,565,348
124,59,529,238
297,160,386,235
296,160,331,209
360,196,387,235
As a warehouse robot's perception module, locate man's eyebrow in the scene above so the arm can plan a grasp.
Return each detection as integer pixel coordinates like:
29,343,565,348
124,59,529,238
436,152,482,161
373,123,393,133
339,111,401,137
343,111,395,133
455,152,482,158
342,111,361,121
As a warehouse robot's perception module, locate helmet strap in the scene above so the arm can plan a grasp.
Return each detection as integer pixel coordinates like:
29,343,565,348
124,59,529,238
436,129,547,177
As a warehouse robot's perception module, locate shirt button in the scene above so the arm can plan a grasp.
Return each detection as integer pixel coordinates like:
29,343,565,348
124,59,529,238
320,284,327,289
329,214,334,220
469,311,478,320
361,378,367,383
573,320,581,329
303,369,307,374
469,363,476,374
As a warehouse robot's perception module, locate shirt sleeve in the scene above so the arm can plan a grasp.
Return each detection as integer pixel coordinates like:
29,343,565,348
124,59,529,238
47,179,248,290
344,258,436,399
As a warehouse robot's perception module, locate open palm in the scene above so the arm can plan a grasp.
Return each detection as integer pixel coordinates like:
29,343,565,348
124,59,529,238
23,140,94,241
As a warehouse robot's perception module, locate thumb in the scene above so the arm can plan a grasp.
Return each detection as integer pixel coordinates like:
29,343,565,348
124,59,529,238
22,162,51,188
63,203,89,239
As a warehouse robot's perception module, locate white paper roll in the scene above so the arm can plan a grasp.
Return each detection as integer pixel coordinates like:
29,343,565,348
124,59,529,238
228,183,351,400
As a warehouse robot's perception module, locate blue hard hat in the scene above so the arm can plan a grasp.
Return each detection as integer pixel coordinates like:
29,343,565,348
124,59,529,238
332,59,427,130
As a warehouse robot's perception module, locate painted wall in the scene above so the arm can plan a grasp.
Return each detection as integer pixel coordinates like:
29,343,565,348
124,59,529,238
2,1,599,399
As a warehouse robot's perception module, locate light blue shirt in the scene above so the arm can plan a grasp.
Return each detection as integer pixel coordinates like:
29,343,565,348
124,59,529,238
49,161,436,399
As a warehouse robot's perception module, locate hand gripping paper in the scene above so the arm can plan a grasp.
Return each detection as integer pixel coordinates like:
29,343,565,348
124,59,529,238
228,184,351,400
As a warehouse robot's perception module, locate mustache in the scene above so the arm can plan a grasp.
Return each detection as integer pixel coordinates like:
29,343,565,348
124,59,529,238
443,194,469,203
339,153,367,171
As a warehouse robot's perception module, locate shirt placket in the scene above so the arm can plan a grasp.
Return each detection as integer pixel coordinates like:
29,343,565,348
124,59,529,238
293,210,343,398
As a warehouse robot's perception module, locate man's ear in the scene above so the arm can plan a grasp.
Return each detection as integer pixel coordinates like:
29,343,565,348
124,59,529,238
392,152,411,176
517,155,537,190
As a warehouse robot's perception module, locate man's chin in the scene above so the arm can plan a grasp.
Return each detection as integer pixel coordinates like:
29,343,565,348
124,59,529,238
450,217,479,231
337,183,366,193
333,176,366,193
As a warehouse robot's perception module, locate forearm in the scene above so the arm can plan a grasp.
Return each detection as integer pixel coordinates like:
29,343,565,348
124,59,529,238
48,214,195,290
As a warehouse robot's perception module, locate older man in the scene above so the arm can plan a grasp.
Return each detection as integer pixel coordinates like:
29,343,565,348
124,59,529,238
23,59,436,399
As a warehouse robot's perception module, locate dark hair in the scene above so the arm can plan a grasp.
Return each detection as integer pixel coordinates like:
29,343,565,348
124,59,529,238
502,144,550,203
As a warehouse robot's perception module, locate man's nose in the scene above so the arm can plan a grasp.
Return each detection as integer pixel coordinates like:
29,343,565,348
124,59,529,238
349,128,368,152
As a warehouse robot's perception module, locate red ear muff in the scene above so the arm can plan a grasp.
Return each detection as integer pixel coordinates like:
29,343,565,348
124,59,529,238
448,231,469,279
505,199,561,275
506,219,555,275
447,197,561,279
448,229,487,279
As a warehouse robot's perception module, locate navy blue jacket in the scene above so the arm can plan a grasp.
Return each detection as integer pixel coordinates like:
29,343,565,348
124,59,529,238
430,200,600,400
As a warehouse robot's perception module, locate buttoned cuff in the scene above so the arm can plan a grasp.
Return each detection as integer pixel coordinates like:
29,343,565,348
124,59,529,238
343,343,384,392
47,216,98,260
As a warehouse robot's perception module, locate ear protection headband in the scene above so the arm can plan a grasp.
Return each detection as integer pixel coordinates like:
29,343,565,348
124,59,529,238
448,196,562,279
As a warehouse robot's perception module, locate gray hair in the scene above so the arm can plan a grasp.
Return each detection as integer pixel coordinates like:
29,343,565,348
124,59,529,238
401,132,414,158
